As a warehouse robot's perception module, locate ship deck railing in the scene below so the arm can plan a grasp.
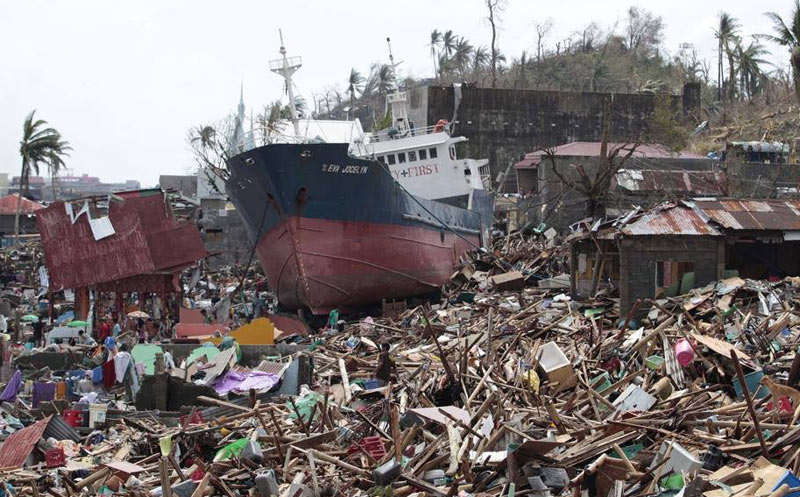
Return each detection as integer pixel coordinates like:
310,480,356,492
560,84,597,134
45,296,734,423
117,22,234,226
366,124,449,144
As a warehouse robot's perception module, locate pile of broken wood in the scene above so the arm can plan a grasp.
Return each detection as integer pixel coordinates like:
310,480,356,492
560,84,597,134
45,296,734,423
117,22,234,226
7,275,800,496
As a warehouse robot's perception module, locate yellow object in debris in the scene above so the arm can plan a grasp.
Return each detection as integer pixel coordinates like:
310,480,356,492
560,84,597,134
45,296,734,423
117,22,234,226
524,370,540,393
207,317,275,345
220,427,231,436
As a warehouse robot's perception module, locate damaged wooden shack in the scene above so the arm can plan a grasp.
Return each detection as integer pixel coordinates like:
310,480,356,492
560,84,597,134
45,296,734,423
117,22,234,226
569,199,800,314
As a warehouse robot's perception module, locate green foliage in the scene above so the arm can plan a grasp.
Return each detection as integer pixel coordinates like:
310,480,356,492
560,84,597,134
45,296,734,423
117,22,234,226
647,94,688,151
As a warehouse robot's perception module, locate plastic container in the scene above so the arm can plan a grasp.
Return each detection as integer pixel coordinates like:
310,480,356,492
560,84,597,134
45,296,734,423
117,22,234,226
373,460,401,485
88,404,107,428
62,410,84,427
241,440,264,465
674,339,695,367
45,447,65,467
255,471,280,497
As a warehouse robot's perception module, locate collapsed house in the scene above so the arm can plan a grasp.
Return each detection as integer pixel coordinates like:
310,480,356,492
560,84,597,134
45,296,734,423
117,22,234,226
570,198,800,314
35,189,207,319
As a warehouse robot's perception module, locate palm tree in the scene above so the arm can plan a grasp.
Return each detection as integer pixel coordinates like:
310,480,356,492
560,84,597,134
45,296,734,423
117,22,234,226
453,37,474,77
192,125,217,149
347,68,365,104
472,46,490,76
736,40,771,99
442,30,457,57
15,111,69,239
46,136,71,201
714,12,740,102
428,30,442,78
761,0,800,101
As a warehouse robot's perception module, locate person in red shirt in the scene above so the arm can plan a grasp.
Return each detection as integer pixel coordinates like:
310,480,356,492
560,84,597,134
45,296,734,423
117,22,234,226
98,319,110,343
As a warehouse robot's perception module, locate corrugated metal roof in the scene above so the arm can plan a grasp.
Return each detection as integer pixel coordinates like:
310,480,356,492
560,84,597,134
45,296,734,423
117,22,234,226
622,206,722,236
44,413,80,442
613,170,725,195
36,189,207,290
0,194,45,215
693,199,800,231
515,142,707,169
0,416,51,468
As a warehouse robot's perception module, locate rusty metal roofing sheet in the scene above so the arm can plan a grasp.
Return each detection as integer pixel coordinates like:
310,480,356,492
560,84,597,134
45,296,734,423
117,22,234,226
0,194,44,215
693,199,800,231
622,206,722,236
36,189,207,290
0,416,51,468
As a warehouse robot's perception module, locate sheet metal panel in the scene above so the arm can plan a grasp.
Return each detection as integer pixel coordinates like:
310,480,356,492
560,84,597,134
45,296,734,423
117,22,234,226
36,190,206,290
694,199,800,231
0,416,50,468
622,206,721,236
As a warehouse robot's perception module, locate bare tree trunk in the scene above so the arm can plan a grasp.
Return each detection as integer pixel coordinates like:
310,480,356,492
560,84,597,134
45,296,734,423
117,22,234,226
13,160,26,242
487,0,498,88
727,46,736,102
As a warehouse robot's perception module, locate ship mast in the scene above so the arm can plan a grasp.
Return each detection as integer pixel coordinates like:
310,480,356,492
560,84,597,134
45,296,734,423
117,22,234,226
269,30,302,137
385,37,409,136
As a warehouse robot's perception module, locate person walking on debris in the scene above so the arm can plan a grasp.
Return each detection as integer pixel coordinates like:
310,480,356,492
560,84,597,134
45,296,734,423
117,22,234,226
98,318,110,343
374,343,397,383
31,315,43,348
112,316,121,338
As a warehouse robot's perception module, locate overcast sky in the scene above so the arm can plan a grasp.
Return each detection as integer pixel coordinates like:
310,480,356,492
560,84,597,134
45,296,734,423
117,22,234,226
1,0,794,186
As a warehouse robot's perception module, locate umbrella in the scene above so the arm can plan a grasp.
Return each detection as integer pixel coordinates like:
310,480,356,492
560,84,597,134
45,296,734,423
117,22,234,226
20,315,39,323
67,320,90,328
127,311,150,319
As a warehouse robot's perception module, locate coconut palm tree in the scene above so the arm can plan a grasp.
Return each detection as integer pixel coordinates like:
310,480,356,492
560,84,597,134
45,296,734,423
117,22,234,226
736,40,771,99
347,68,365,104
761,0,800,101
452,38,474,77
714,12,740,102
472,46,490,79
442,30,457,57
428,30,442,78
46,136,71,201
15,111,69,239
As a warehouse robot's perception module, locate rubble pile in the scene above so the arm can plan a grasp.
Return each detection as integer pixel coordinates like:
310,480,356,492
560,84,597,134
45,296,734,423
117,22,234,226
2,267,800,497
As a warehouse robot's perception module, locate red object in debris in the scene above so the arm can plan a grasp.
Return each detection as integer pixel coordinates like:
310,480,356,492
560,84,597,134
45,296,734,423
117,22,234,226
180,411,205,426
191,468,205,481
62,410,84,427
359,436,386,460
45,448,66,468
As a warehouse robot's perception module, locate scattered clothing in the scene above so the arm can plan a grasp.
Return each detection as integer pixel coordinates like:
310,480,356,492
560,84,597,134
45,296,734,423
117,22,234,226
32,382,56,408
0,370,22,402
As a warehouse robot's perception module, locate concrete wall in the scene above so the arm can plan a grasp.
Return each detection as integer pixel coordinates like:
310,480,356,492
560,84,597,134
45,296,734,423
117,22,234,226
199,203,252,270
426,84,699,182
618,236,724,314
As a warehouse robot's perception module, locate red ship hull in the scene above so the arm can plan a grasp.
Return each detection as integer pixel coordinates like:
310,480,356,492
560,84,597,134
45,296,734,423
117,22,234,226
256,216,478,314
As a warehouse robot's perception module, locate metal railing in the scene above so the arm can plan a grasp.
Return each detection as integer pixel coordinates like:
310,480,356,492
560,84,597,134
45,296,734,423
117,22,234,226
367,123,449,143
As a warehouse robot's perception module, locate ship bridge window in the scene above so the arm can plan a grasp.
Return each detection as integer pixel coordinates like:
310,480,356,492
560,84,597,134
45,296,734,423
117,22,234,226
398,152,407,164
449,146,456,160
429,147,438,159
408,150,417,162
377,155,385,164
419,149,427,160
386,154,396,165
